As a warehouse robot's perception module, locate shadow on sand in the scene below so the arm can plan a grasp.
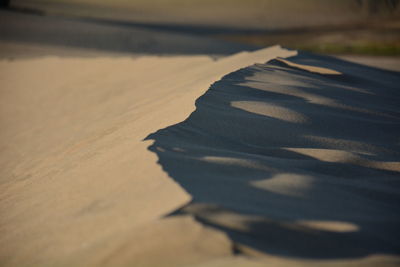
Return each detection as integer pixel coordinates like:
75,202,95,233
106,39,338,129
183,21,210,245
0,8,256,57
145,52,400,259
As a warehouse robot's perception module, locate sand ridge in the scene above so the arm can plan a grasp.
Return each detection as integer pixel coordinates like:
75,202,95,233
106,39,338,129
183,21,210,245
1,43,399,266
146,52,400,265
0,46,296,266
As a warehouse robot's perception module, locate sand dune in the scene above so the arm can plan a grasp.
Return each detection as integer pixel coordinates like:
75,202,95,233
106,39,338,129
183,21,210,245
1,3,400,267
1,46,399,266
145,52,400,265
0,46,302,266
0,12,399,261
1,41,400,266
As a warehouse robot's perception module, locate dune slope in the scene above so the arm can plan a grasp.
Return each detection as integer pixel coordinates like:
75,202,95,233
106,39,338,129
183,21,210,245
1,43,399,265
0,46,295,266
146,52,400,265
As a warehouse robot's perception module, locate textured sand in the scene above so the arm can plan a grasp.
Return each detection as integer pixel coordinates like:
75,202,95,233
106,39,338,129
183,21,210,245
2,2,400,266
0,46,299,266
146,52,400,266
2,45,399,266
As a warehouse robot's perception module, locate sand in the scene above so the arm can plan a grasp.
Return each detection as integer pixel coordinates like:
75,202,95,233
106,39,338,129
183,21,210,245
0,46,306,266
0,10,399,265
145,52,400,266
337,56,400,72
1,45,399,266
0,9,254,58
10,0,380,30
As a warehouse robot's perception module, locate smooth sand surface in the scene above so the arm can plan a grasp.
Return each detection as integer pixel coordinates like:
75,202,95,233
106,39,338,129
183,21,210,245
0,10,255,58
0,46,300,266
337,56,400,72
11,0,376,30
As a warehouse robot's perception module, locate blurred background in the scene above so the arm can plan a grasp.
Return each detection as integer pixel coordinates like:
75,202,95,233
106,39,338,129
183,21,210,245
1,0,399,69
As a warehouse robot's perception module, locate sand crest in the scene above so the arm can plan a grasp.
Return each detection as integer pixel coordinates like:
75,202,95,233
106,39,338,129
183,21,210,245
0,46,296,266
146,52,400,266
